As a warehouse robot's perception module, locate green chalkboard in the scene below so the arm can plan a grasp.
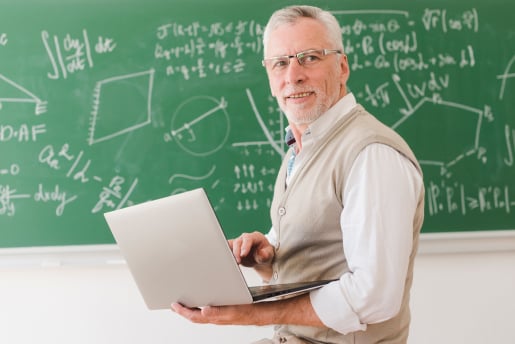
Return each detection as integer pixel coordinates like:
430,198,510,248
1,0,514,248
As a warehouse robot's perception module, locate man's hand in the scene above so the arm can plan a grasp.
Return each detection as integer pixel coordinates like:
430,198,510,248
171,302,268,326
228,231,275,281
171,293,325,327
171,232,324,328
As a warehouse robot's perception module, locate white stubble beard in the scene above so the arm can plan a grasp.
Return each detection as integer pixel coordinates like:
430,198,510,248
280,86,332,125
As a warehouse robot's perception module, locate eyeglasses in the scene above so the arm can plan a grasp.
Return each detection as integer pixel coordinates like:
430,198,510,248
262,49,342,71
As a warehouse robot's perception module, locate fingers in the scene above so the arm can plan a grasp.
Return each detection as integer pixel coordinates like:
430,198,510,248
172,303,259,326
231,232,253,264
229,237,242,264
171,303,235,325
239,233,253,257
171,303,212,324
230,232,274,267
255,244,275,265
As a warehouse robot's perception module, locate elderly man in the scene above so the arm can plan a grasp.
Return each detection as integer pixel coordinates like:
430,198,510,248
172,5,424,344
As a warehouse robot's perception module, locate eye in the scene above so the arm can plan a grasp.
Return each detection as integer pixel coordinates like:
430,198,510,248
299,51,323,65
271,57,289,69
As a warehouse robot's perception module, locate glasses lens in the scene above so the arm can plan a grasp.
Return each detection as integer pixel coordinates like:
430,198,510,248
271,56,290,70
297,50,324,65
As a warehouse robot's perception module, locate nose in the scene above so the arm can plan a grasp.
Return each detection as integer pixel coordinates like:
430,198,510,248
284,57,306,85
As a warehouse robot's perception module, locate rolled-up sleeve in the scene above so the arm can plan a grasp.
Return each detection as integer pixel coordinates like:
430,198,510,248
310,143,423,334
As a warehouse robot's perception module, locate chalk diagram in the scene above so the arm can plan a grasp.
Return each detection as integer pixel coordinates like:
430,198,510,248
88,69,154,145
231,88,287,158
391,74,490,177
319,9,490,178
0,73,47,115
168,166,223,209
243,77,490,179
163,95,230,157
168,165,218,193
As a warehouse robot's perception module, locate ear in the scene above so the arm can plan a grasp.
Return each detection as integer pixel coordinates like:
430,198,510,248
339,54,350,87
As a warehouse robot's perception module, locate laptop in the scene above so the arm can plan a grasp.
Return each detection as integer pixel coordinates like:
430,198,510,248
104,188,336,309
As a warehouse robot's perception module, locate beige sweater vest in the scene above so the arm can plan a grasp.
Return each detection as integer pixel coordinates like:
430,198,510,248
269,105,425,344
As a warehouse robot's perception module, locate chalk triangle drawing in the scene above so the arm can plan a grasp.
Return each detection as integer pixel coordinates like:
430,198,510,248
0,73,47,114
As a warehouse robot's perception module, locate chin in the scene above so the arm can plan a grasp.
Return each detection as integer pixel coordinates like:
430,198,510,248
292,111,324,125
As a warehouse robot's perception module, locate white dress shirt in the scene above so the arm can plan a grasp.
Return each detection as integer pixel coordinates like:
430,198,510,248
267,93,424,334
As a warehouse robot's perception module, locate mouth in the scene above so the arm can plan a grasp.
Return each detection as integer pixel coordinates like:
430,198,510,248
286,91,314,99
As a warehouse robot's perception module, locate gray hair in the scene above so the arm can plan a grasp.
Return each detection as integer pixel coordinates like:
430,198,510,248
262,5,344,57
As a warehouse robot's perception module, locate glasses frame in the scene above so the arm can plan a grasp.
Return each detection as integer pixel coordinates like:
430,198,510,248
261,48,342,70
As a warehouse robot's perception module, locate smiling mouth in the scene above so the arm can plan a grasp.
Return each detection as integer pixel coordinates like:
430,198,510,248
287,92,313,99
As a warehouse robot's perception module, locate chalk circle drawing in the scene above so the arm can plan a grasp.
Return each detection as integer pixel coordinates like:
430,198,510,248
164,95,230,157
0,73,47,115
88,69,154,145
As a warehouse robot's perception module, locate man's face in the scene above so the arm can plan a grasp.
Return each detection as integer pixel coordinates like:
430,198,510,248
264,18,349,126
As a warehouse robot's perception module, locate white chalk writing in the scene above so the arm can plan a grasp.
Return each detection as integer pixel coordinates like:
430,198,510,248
0,33,7,46
154,20,263,80
42,29,116,80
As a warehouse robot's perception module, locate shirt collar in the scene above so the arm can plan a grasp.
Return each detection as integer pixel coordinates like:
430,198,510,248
283,93,357,149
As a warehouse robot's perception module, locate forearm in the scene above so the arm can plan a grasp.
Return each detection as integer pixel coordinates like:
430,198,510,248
257,293,325,327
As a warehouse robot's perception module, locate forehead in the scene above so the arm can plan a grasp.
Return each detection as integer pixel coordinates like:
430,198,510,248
266,17,331,56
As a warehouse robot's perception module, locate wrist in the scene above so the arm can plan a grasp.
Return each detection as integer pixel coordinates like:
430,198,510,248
254,263,273,283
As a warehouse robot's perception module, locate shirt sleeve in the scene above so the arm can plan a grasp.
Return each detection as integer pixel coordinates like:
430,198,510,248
265,227,277,248
310,143,423,334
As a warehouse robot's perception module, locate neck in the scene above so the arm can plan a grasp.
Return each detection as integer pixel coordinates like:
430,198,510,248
288,123,305,152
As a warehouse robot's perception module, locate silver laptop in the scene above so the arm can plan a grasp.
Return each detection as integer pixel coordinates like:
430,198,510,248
104,188,335,309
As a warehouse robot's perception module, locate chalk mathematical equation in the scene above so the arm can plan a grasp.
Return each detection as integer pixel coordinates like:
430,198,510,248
336,9,478,101
1,142,137,217
42,29,117,80
154,20,263,80
38,143,138,213
232,164,276,212
427,180,515,216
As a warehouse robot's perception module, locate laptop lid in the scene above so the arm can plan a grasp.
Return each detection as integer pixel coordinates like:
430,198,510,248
104,188,253,309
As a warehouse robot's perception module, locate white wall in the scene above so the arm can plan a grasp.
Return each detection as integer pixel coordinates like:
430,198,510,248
1,231,514,344
411,250,515,344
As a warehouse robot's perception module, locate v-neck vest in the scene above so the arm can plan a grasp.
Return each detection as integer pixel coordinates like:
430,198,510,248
269,105,424,344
